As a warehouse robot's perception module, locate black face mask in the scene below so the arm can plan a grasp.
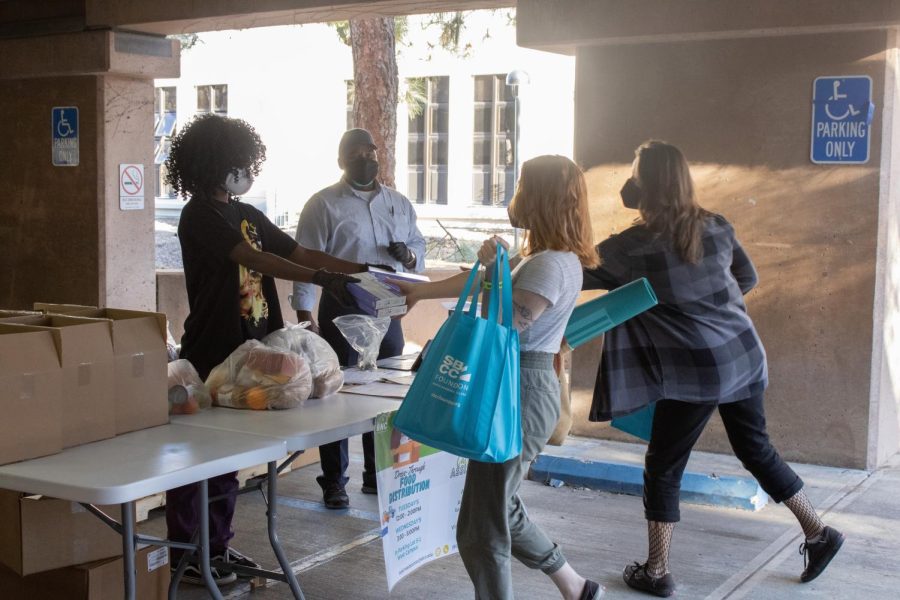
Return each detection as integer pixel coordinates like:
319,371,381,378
346,156,379,187
620,178,642,209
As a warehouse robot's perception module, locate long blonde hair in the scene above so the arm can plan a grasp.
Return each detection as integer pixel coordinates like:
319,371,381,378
634,141,711,264
508,155,599,268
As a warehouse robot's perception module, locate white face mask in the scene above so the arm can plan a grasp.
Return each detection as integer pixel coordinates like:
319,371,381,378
224,168,253,196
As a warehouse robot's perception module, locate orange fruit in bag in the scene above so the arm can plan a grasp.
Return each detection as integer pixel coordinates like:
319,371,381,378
244,386,269,410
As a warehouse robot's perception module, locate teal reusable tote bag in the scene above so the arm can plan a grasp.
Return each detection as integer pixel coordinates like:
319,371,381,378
394,245,521,463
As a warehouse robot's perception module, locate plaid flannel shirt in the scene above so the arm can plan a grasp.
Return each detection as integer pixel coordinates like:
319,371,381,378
584,214,768,421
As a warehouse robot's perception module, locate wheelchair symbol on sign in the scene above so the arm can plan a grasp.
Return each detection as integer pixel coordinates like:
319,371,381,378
56,110,75,137
824,80,861,121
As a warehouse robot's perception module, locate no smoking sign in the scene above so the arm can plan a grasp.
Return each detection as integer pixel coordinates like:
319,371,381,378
119,163,145,210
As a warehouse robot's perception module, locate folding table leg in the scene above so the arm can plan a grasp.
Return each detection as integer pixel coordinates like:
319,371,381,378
122,500,137,600
267,461,305,600
199,479,225,600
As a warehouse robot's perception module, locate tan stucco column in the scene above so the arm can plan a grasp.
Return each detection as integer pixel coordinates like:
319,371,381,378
0,30,178,311
519,0,900,469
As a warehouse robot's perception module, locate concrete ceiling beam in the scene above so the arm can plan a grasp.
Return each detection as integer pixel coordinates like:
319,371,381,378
0,30,179,80
84,0,515,36
518,0,900,54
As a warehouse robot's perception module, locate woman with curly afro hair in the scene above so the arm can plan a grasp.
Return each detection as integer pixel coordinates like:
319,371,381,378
164,114,371,586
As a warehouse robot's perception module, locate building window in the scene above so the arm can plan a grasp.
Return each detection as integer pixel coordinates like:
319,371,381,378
196,84,228,116
154,86,177,198
473,74,516,206
407,77,449,205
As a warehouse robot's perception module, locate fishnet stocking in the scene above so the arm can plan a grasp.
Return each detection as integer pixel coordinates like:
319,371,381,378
784,490,825,540
646,521,676,578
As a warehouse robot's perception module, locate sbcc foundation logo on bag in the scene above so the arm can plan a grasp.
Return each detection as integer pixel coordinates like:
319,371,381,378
432,355,472,401
438,355,471,381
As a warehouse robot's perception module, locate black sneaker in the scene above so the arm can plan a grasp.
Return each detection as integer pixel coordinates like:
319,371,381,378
214,547,261,578
321,481,350,509
173,563,237,586
361,482,378,495
580,579,604,599
623,562,675,598
799,525,845,582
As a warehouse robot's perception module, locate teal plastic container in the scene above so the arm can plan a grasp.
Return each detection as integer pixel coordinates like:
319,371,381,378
564,277,658,350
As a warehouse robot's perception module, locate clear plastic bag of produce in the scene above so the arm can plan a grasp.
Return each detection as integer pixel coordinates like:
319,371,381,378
206,340,313,410
263,323,344,398
332,314,391,370
167,359,211,415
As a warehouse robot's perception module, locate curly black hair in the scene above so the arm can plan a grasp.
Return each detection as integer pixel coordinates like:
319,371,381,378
165,113,267,200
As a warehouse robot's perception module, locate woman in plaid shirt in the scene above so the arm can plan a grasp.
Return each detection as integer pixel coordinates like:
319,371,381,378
583,141,844,597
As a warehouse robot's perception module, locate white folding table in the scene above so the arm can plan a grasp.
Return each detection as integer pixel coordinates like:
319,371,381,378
172,392,402,451
0,423,294,600
169,393,402,596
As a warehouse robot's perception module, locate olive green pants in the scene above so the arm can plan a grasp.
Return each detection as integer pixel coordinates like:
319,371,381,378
456,352,567,599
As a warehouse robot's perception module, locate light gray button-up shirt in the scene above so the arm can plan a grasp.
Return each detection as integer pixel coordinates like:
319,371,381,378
291,179,426,311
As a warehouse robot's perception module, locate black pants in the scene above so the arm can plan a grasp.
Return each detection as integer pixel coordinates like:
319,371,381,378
317,296,405,488
644,395,804,522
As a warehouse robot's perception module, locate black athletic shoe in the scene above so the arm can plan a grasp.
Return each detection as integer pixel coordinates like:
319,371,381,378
800,525,845,583
580,579,604,599
361,482,378,495
623,562,675,598
214,547,261,578
321,481,350,509
173,563,237,586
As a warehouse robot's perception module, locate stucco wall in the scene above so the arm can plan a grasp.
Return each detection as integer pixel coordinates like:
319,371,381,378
0,76,101,309
569,32,886,468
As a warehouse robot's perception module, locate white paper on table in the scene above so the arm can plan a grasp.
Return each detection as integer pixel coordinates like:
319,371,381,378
376,353,419,370
341,369,387,385
380,373,416,386
341,381,410,399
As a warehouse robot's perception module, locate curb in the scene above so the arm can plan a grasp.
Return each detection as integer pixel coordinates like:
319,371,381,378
530,454,769,511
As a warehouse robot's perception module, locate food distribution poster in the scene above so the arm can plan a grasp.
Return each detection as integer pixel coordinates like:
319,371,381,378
374,411,468,591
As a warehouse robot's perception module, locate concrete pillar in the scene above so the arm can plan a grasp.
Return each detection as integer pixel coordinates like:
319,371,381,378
0,30,179,311
519,0,900,469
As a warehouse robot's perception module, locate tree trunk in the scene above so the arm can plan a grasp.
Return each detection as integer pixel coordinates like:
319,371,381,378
350,17,398,188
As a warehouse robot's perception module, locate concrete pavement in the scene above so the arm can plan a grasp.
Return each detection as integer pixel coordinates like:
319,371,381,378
140,437,900,599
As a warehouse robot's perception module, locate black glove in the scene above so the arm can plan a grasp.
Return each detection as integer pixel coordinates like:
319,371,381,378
388,241,415,267
364,262,396,273
311,269,360,308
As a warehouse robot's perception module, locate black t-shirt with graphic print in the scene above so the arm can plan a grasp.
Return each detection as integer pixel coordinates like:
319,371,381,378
177,196,299,380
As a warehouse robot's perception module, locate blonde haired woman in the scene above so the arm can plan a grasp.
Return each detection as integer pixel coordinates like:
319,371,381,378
396,155,602,600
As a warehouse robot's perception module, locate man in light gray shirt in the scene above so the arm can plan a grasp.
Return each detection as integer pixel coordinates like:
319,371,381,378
293,128,426,509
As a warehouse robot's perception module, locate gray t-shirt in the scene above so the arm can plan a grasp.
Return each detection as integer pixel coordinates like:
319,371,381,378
511,250,583,353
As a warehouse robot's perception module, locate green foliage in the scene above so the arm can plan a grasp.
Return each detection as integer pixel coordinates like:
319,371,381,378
422,12,471,57
330,21,351,46
404,78,428,119
168,33,201,51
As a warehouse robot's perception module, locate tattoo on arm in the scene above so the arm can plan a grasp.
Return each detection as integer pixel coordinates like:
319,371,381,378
512,300,535,332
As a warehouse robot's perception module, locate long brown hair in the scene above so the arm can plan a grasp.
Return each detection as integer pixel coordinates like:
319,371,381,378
507,155,598,268
634,140,711,264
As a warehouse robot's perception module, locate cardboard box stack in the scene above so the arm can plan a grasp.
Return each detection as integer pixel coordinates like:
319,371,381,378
0,543,168,600
0,306,170,597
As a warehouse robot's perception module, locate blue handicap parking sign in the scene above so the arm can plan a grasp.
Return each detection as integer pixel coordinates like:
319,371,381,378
52,106,79,166
811,76,873,164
